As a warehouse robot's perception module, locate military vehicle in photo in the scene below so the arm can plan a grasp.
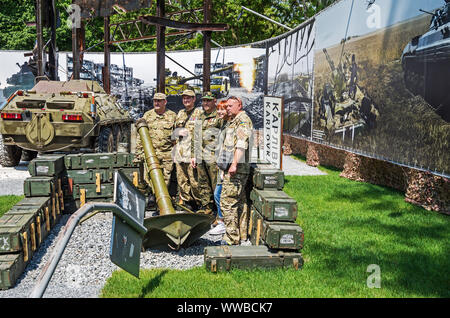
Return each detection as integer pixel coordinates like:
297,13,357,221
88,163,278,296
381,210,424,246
210,75,230,98
401,0,450,122
0,80,133,167
2,62,36,101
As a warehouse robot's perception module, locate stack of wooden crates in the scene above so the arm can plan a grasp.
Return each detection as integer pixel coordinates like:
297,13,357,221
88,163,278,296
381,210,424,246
204,162,304,273
0,152,141,290
63,153,141,210
249,162,304,253
0,154,65,289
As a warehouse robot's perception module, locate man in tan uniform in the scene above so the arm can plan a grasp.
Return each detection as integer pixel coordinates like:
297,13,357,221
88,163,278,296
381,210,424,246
173,89,214,213
220,96,253,245
191,91,221,193
134,93,176,205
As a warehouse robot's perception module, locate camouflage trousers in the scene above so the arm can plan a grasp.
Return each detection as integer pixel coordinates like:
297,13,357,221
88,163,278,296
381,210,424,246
203,162,218,192
175,162,213,209
220,172,250,245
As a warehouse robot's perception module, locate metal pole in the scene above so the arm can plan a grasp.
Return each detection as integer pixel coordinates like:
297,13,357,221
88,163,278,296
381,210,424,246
36,0,44,78
203,0,212,93
241,6,292,31
103,16,111,94
48,0,58,80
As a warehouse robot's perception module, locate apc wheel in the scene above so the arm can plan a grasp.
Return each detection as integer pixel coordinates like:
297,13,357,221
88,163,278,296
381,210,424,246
116,124,131,152
0,135,22,167
95,126,116,153
21,150,38,162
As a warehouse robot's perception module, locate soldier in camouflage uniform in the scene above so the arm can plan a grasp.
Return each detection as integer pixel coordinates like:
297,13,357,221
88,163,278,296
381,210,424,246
134,92,176,193
191,91,221,194
220,96,253,245
173,90,214,213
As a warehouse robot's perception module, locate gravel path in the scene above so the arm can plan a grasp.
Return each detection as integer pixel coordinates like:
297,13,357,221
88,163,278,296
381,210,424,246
281,155,327,176
0,212,222,298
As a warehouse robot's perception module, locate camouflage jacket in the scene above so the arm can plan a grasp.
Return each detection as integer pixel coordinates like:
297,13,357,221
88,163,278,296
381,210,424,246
173,107,203,163
135,109,176,162
194,109,222,164
223,111,253,174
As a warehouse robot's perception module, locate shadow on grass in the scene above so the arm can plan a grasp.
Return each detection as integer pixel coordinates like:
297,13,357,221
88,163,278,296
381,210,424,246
139,270,168,298
309,236,450,297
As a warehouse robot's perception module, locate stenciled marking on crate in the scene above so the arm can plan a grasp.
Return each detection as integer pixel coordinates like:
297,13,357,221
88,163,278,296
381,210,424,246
36,166,49,174
280,234,294,245
0,237,10,251
274,206,288,218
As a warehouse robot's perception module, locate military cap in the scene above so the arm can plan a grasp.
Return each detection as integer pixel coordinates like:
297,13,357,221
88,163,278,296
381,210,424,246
202,91,215,100
181,89,195,97
153,92,167,100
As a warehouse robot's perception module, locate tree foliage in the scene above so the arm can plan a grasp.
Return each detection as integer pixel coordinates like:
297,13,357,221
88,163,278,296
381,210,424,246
0,0,337,52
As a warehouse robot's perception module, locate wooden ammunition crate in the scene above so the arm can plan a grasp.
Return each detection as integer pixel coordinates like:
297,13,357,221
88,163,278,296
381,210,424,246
7,203,52,247
66,167,140,186
23,176,56,197
249,207,304,250
204,245,303,273
0,253,26,290
28,154,66,177
252,166,285,190
0,213,36,261
72,183,114,200
64,153,137,170
250,188,298,222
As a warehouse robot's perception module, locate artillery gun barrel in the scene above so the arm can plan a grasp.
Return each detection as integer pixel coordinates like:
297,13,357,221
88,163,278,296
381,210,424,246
419,8,435,16
135,118,175,215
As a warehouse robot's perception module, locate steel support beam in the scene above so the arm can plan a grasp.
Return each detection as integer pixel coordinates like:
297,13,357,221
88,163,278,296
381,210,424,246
156,0,165,93
103,16,111,94
202,0,212,93
139,15,228,32
36,0,44,79
48,0,58,80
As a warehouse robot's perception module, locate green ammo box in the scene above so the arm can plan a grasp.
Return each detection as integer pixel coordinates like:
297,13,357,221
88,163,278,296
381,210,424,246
66,167,140,185
252,166,285,190
7,198,52,247
204,245,303,273
28,154,66,177
0,213,36,259
64,153,136,170
249,208,304,251
250,188,298,222
0,253,26,290
72,183,114,200
23,176,55,197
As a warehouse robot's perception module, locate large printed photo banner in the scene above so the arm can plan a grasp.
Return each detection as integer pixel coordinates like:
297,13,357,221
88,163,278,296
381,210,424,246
0,45,266,127
267,20,315,139
313,0,450,176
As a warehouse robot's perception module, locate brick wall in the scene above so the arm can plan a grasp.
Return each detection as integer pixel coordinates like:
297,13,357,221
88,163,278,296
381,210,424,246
283,134,449,214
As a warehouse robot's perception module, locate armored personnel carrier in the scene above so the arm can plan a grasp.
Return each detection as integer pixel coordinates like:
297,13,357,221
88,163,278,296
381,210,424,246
402,0,450,122
0,80,133,167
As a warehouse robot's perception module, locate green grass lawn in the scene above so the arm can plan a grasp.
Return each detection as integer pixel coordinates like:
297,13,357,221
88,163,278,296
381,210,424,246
101,158,449,298
0,195,23,217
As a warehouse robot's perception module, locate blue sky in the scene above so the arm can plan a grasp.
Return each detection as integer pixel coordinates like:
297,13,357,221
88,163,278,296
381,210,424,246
315,0,445,50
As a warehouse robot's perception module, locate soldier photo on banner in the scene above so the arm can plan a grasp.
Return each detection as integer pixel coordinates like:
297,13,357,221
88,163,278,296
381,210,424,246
313,0,449,176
